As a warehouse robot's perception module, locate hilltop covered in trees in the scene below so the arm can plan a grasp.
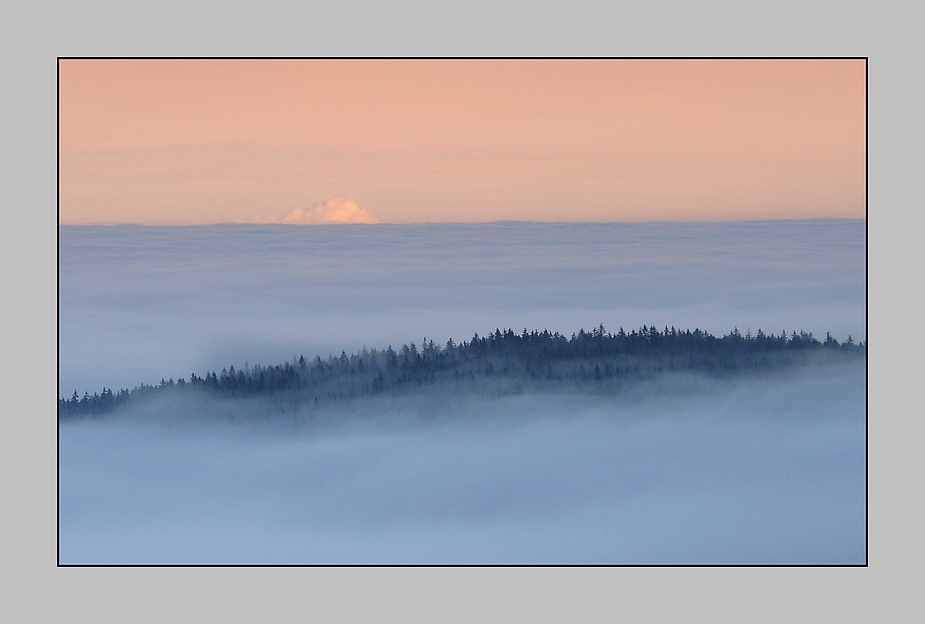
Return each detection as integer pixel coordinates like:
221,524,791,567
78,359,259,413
59,325,866,419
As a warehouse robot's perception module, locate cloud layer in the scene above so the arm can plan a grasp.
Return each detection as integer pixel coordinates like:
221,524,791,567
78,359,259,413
57,220,867,564
58,220,866,396
254,198,380,224
58,361,867,564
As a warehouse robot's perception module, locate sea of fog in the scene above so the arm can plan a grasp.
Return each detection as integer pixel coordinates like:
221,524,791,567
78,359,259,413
58,220,866,564
59,221,865,396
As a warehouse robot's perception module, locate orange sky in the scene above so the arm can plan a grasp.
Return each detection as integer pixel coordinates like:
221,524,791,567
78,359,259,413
58,59,865,224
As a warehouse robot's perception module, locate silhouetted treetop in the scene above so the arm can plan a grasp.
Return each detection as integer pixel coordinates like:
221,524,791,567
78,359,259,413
59,325,866,418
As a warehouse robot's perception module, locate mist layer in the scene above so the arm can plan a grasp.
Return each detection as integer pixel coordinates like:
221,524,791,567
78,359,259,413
58,220,866,397
59,359,865,565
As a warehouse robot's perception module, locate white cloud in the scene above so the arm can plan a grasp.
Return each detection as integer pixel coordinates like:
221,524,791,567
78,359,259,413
254,198,380,224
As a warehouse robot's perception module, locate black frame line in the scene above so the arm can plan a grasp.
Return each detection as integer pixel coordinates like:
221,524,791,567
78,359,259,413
57,56,869,568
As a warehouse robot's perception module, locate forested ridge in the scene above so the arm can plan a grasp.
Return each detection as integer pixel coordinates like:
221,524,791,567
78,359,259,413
59,325,866,418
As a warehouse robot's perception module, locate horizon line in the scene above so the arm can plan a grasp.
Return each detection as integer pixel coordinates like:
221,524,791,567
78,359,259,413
58,216,867,227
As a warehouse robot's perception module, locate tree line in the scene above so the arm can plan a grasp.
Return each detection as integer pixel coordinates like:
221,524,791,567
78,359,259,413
59,325,866,418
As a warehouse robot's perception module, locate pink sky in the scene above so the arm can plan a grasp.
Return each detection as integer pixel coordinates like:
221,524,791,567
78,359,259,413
59,59,865,224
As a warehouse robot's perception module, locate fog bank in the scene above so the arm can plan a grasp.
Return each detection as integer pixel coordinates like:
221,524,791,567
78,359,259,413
59,359,865,564
58,220,866,396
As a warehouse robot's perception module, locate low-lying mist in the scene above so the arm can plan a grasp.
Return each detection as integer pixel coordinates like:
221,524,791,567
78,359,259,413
58,222,866,564
58,221,866,396
59,358,866,565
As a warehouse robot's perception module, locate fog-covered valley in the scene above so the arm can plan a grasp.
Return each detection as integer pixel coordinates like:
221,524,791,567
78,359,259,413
59,359,865,564
58,221,865,397
58,220,866,564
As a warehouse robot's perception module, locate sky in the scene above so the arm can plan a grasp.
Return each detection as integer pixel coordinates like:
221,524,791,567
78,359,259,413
58,59,866,224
